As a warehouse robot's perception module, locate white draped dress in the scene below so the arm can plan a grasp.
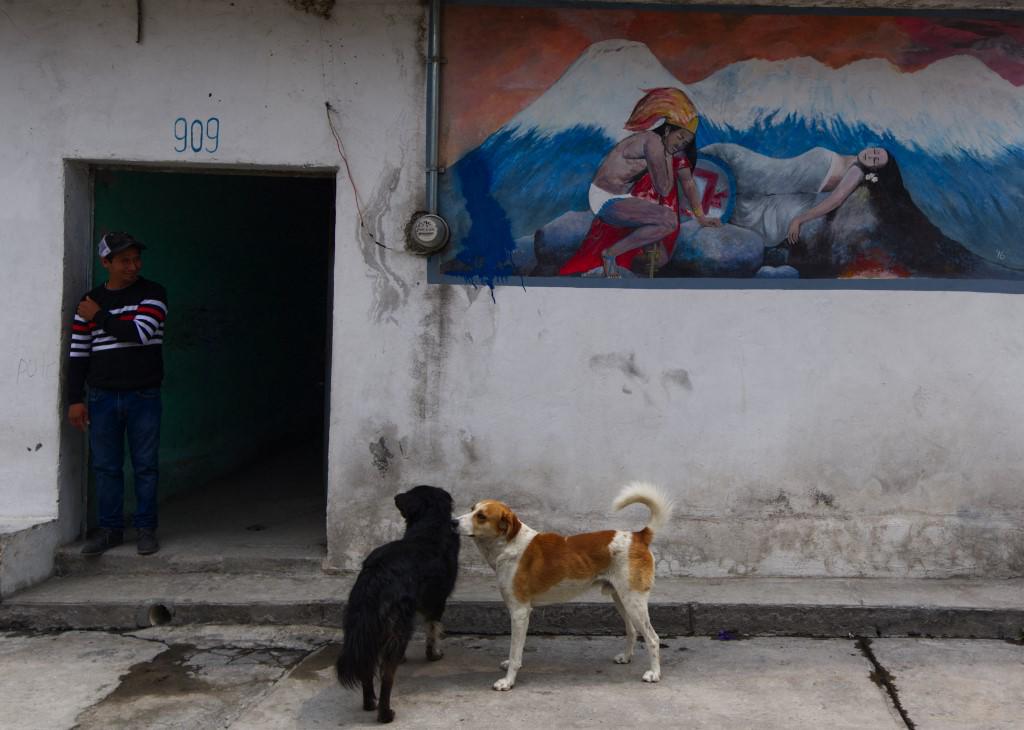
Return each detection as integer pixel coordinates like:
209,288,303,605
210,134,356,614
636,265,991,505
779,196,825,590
701,143,839,245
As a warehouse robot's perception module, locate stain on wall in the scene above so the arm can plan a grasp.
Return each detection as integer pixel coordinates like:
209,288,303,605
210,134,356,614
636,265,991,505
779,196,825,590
410,284,453,429
370,436,394,475
662,368,692,391
357,164,410,325
589,352,647,381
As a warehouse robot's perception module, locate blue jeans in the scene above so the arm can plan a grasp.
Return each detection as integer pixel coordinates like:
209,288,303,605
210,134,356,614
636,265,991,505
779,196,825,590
88,387,162,530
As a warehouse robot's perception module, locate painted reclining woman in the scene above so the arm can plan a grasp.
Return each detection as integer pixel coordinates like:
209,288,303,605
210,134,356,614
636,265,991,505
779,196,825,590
702,142,986,277
699,142,891,248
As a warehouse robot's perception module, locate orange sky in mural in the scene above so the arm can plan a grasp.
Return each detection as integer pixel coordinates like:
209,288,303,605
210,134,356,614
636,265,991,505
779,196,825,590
441,5,1024,161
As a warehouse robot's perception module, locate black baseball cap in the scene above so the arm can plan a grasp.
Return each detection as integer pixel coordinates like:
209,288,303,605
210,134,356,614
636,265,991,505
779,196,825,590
98,232,146,258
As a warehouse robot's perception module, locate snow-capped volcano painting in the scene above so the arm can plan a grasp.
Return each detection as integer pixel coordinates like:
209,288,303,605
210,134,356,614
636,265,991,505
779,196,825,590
436,5,1024,286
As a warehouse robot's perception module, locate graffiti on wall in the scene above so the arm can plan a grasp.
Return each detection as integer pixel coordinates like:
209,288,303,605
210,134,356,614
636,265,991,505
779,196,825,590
436,5,1024,286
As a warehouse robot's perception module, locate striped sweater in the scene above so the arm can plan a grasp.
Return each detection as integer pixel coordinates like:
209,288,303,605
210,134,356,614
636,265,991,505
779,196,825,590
67,277,168,404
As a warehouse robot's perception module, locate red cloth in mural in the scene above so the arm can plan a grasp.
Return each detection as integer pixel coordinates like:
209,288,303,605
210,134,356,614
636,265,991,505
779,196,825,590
559,155,688,276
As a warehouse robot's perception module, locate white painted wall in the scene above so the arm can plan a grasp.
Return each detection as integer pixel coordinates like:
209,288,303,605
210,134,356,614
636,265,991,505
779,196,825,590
0,0,425,526
2,0,1021,581
331,281,1024,578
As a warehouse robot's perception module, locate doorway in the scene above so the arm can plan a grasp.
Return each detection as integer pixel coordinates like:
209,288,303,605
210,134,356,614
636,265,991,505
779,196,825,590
89,167,335,562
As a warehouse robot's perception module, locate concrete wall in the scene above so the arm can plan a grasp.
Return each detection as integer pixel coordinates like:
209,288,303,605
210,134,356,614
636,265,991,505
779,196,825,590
0,519,60,598
1,0,1022,582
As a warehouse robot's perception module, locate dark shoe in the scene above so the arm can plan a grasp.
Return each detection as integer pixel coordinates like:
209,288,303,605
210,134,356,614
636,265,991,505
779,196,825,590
137,528,160,555
81,528,123,556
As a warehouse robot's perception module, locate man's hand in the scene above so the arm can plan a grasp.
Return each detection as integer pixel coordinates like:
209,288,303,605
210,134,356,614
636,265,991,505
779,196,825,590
697,215,722,228
68,403,89,431
77,296,101,321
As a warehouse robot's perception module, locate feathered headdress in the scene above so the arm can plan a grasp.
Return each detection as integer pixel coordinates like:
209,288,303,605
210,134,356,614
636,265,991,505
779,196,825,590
624,87,699,134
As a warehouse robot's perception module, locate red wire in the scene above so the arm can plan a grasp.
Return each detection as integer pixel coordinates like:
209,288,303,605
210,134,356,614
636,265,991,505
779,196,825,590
325,103,391,250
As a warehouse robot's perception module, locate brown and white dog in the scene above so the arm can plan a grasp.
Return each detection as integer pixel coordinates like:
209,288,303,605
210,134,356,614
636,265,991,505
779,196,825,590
457,482,673,690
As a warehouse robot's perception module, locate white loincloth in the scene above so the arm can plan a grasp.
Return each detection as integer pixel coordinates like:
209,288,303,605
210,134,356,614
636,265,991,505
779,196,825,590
588,184,633,215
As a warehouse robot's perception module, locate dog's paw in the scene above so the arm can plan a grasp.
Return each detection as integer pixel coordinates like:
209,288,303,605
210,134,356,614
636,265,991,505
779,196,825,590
614,653,632,664
377,708,396,723
499,659,510,670
642,670,661,683
363,699,378,711
493,677,515,691
427,647,444,661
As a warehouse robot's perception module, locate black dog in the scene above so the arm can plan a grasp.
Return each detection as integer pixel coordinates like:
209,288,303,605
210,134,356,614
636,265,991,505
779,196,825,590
335,485,460,723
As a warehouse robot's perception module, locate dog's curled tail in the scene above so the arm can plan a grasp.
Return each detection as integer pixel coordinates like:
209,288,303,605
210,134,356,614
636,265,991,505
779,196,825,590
613,481,674,534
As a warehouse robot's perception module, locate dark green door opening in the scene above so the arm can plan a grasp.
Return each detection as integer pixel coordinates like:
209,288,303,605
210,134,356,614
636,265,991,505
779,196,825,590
90,168,335,538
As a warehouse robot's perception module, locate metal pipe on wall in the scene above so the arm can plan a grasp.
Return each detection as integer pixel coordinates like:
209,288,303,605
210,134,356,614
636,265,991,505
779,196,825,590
425,0,441,213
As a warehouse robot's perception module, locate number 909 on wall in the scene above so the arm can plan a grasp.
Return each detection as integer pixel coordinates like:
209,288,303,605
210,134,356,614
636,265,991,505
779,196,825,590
174,117,220,154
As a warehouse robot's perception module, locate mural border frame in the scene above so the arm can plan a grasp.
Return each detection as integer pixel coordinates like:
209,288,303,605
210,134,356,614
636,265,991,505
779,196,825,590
428,257,1024,293
444,0,1024,20
433,0,1024,292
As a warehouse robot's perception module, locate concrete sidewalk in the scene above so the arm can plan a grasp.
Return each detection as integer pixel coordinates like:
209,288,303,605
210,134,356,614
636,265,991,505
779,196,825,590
1,625,1021,729
2,571,1022,639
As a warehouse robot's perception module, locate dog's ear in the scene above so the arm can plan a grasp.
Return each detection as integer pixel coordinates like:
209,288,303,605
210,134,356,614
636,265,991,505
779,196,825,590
395,491,422,521
434,487,454,515
498,509,521,540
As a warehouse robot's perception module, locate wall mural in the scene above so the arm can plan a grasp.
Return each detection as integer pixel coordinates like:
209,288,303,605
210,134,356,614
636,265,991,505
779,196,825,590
436,4,1024,286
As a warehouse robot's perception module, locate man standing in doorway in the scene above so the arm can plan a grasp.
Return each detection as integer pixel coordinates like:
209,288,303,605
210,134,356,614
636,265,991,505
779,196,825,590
67,232,167,556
